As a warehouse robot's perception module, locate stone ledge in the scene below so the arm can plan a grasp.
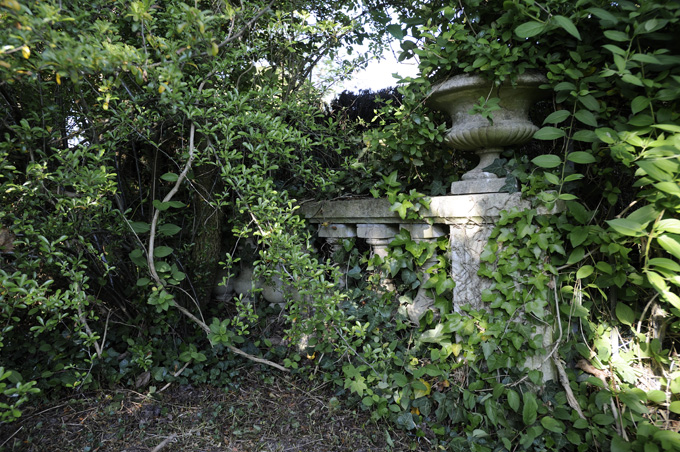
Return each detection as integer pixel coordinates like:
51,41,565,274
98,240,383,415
300,193,559,224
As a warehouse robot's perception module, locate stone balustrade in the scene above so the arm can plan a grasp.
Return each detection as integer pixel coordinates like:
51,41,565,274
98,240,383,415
301,192,551,312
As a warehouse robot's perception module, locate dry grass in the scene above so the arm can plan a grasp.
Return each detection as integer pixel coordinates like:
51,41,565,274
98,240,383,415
0,369,423,452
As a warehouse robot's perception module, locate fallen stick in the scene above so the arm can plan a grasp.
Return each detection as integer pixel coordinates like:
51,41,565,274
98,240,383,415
151,433,177,452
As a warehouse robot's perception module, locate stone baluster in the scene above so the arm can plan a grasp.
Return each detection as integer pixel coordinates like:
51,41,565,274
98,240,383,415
318,223,357,288
400,224,447,323
357,223,398,291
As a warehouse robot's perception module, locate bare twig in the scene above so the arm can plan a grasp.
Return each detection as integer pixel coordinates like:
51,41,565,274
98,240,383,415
150,433,177,452
158,361,192,393
553,357,586,419
0,426,22,449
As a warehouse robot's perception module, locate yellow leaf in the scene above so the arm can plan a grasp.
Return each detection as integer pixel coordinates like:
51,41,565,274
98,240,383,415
451,343,462,357
410,407,420,415
158,84,165,93
21,45,30,59
414,379,431,399
306,352,316,360
2,0,21,11
210,42,219,57
56,73,61,85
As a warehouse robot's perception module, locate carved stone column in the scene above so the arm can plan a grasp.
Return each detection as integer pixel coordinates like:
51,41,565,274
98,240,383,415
449,218,495,312
318,223,357,288
400,224,447,323
357,224,398,291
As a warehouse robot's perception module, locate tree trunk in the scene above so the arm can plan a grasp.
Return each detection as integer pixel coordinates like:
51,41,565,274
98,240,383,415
190,162,223,309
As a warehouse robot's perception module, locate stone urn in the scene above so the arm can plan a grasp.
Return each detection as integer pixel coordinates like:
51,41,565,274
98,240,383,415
427,73,548,194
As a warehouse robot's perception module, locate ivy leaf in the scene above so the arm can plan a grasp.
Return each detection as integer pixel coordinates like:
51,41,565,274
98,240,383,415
515,21,546,38
482,158,507,177
507,389,520,412
435,277,454,295
348,376,367,397
541,416,565,433
522,392,538,425
552,15,581,40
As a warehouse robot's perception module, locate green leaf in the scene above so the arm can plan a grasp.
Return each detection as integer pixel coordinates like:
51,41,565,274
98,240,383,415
611,434,632,452
604,30,629,42
154,246,173,258
576,265,594,279
435,277,454,295
658,234,680,260
654,182,680,196
522,392,538,425
579,94,600,111
541,416,564,433
567,202,591,224
631,96,650,114
386,24,404,40
543,110,570,124
647,390,666,403
153,200,171,211
619,390,648,414
158,223,182,236
515,21,546,38
507,389,520,412
622,73,644,87
130,221,150,234
544,172,560,185
574,109,598,127
588,7,618,23
567,151,596,164
658,220,680,234
552,15,581,40
593,413,615,425
532,154,562,168
534,127,566,140
669,401,680,414
615,303,635,326
647,271,669,293
161,172,179,182
567,247,585,265
607,218,646,237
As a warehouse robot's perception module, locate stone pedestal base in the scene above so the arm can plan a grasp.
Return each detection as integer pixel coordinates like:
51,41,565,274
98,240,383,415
450,178,508,195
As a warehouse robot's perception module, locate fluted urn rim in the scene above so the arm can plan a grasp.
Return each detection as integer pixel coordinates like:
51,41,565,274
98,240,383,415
427,73,549,108
426,72,550,151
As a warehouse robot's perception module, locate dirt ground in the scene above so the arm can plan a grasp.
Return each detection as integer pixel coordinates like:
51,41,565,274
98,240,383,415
0,369,427,452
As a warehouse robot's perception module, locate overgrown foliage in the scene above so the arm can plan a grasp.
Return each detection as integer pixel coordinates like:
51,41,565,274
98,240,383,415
325,0,680,450
2,0,680,451
0,0,400,421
